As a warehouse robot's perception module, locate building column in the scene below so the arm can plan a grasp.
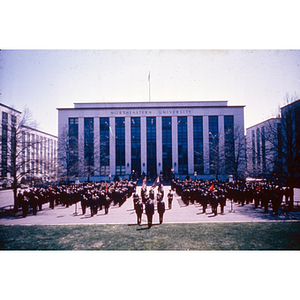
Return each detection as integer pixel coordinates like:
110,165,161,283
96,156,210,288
187,115,194,175
94,117,100,177
109,117,116,177
156,116,162,175
125,117,131,177
203,115,209,175
141,117,147,175
78,117,84,178
172,116,178,174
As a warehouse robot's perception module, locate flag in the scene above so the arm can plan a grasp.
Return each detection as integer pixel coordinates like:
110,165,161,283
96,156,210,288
152,176,160,188
209,184,214,191
142,177,147,189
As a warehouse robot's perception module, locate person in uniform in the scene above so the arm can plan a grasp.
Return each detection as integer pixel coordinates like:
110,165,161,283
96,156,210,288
200,191,209,214
149,188,155,201
157,196,166,224
17,190,23,210
104,195,110,214
145,198,155,228
218,191,226,214
49,189,55,209
167,190,173,209
135,197,143,225
32,195,38,215
22,196,29,218
81,194,87,215
209,191,218,216
272,186,282,215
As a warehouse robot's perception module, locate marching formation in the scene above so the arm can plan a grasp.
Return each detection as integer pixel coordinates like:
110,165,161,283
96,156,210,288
12,176,292,224
16,180,137,218
171,178,290,216
132,181,168,228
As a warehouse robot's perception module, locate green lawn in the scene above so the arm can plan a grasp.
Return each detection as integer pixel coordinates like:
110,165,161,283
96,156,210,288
1,222,300,250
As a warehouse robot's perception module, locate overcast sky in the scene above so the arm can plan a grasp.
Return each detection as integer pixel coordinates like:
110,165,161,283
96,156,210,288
1,49,299,135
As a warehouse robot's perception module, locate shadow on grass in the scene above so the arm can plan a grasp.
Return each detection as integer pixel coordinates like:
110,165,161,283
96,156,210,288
136,223,161,231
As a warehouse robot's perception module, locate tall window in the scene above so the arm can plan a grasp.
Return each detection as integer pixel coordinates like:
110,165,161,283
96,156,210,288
69,118,78,177
256,128,261,168
252,130,255,167
209,116,219,175
84,118,94,175
27,133,30,175
162,117,172,177
178,116,188,175
277,123,282,170
116,117,125,175
147,117,156,177
193,116,203,174
224,115,234,174
261,126,266,174
31,134,35,175
131,117,141,177
100,118,110,176
1,112,8,179
11,115,17,174
22,131,25,173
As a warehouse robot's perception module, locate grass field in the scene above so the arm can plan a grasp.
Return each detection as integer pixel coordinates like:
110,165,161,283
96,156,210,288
1,221,300,250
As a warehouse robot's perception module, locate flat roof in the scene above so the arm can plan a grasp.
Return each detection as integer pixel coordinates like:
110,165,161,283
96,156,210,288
22,125,58,139
0,102,22,114
246,117,281,130
57,100,245,110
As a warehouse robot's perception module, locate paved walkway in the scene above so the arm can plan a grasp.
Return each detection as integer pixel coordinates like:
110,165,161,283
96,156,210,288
1,185,300,226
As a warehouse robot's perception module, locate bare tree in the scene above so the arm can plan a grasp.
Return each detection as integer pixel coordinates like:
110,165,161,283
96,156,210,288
278,93,300,209
57,126,79,184
0,108,47,210
58,125,102,183
209,132,221,179
224,125,246,181
261,93,300,209
209,124,246,181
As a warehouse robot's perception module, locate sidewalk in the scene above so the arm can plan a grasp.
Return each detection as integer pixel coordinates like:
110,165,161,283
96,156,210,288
1,185,300,226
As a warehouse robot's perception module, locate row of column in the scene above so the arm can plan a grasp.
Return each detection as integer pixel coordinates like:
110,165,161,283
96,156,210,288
76,115,225,177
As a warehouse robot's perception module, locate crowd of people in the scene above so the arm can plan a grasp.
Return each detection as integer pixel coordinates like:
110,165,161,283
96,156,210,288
132,181,169,227
16,180,137,218
170,178,292,215
15,176,293,221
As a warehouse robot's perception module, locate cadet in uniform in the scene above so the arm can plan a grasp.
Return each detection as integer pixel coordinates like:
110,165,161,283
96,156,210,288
157,196,166,224
22,196,29,218
145,198,155,228
135,197,143,225
167,190,173,209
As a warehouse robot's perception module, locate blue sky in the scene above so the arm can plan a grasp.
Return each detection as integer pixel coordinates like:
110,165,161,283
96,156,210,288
1,50,299,135
1,2,300,136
